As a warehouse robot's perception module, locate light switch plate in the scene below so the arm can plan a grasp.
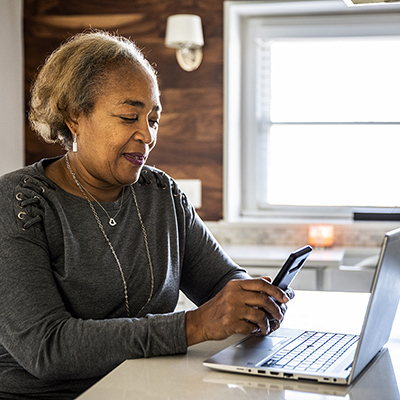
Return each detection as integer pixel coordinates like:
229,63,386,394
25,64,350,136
175,179,202,208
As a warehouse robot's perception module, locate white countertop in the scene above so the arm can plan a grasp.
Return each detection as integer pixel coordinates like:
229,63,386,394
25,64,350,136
221,245,344,267
221,244,381,268
221,245,381,292
76,291,400,400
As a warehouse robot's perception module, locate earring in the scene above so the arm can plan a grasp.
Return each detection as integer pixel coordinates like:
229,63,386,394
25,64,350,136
72,133,78,153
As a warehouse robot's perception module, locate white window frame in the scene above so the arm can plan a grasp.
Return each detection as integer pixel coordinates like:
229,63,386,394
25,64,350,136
223,0,400,222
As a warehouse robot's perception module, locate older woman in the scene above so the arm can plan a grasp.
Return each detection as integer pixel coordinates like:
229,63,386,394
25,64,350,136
0,31,291,398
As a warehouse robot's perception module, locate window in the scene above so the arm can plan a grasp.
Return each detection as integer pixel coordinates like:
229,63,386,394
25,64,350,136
224,0,400,221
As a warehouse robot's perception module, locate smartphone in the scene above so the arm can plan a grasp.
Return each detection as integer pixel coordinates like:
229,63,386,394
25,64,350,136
272,245,313,290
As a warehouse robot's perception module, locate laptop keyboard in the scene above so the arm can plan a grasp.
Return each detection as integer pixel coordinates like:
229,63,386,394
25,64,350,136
262,331,359,373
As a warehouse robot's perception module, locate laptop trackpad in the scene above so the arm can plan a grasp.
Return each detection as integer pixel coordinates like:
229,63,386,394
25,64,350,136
236,335,287,350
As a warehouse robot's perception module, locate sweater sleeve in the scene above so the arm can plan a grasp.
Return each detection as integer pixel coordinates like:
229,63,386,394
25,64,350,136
0,233,188,382
178,196,250,306
0,173,187,383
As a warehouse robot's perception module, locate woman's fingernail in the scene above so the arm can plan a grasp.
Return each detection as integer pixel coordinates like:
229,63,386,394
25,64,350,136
284,293,290,302
270,320,280,331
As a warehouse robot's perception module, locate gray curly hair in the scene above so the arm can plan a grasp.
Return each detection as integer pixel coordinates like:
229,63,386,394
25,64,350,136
29,30,158,150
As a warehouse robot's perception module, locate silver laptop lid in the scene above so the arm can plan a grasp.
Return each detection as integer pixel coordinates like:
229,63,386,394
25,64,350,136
349,227,400,382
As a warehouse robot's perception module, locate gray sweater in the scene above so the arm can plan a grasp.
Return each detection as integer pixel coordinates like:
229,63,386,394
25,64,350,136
0,158,247,398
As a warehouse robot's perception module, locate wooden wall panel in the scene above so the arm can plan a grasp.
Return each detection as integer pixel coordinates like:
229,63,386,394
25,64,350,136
24,0,225,220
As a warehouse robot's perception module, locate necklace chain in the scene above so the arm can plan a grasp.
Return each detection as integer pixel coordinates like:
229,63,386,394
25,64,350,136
64,164,124,226
65,154,154,317
79,183,125,226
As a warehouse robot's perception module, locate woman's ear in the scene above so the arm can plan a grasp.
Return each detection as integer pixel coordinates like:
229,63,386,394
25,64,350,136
65,116,79,133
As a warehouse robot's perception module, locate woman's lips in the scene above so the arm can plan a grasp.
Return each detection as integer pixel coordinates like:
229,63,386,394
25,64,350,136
123,153,146,167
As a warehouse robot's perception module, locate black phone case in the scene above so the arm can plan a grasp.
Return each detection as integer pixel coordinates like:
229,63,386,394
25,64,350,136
272,245,313,290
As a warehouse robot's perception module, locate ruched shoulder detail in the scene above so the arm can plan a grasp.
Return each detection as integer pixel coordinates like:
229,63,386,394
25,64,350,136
13,175,56,232
137,166,189,208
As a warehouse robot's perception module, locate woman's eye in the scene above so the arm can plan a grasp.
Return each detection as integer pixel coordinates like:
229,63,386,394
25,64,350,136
120,116,138,122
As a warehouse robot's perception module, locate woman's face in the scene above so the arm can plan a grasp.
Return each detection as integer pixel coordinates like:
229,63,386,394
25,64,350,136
71,63,161,191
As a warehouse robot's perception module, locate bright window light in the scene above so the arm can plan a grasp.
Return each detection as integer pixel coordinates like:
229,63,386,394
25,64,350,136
261,37,400,208
267,125,400,207
270,38,400,123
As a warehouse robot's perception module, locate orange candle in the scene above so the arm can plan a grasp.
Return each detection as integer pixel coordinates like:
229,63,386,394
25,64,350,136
308,225,334,248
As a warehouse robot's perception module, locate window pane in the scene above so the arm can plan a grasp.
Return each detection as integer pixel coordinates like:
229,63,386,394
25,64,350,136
266,124,400,207
269,37,400,123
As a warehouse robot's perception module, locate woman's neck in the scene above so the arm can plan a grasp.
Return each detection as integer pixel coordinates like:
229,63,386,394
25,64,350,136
44,155,125,203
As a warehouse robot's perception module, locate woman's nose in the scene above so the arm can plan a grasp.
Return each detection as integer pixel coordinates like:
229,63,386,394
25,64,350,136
134,120,156,145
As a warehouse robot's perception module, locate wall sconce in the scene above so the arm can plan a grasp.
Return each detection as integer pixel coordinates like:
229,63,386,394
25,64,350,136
165,14,204,72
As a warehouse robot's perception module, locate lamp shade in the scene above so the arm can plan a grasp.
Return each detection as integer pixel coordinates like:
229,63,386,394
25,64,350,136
165,14,204,48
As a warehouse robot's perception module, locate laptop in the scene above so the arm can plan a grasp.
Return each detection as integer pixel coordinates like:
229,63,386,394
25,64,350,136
203,227,400,385
203,348,399,399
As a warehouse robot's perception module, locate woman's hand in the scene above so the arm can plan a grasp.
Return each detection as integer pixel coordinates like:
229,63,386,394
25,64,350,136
185,277,294,346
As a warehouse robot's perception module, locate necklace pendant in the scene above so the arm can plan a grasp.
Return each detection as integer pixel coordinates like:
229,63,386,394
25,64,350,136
109,218,117,226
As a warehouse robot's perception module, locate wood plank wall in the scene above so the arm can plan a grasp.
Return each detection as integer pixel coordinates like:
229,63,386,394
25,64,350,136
23,0,225,221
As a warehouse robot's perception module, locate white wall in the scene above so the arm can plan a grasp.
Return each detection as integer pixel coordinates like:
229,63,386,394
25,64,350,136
0,0,24,175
